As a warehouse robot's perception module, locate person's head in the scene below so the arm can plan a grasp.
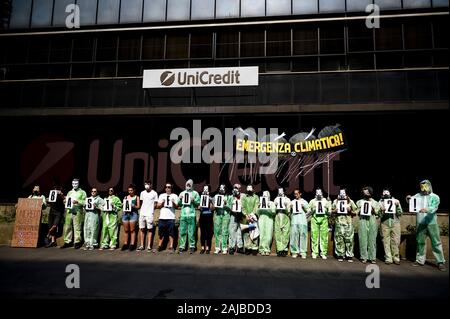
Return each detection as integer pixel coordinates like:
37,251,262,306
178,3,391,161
164,183,173,194
338,188,347,200
144,180,152,191
362,186,373,199
232,184,241,197
128,184,136,196
202,185,210,195
382,188,391,199
419,180,432,195
72,178,80,190
108,187,115,196
246,185,254,195
185,179,193,191
32,185,40,195
315,188,323,200
91,188,98,197
262,190,271,200
278,188,284,197
294,189,301,200
219,184,226,195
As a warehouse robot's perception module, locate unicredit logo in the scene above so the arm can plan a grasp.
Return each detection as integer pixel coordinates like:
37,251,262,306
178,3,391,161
160,71,176,86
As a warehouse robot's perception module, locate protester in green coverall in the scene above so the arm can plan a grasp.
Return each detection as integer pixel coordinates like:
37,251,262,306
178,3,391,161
356,186,381,264
100,187,122,250
61,179,87,249
407,180,446,271
332,189,357,262
290,189,310,259
241,185,259,255
309,189,331,259
379,188,403,265
178,179,200,254
83,187,104,250
213,184,232,255
274,188,291,257
258,191,276,256
228,184,244,255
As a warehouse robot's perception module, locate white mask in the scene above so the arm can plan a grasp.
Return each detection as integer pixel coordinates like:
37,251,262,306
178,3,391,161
144,184,151,190
247,185,253,193
263,191,271,199
338,189,346,199
186,179,193,190
72,180,79,190
316,189,323,199
278,188,284,197
219,185,226,194
203,185,209,194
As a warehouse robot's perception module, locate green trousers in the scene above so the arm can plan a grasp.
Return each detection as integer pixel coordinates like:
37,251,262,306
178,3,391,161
290,222,308,255
334,220,354,258
179,215,196,250
84,211,99,247
274,213,290,253
228,214,243,249
311,216,328,256
416,223,445,264
258,213,274,254
359,216,378,261
380,222,401,263
214,213,230,251
63,212,84,244
101,212,118,248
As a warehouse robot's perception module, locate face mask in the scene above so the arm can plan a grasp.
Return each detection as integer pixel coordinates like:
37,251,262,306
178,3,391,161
338,190,346,200
278,188,284,197
232,188,240,197
72,180,79,190
219,185,226,195
263,191,270,199
247,185,253,194
33,191,39,195
202,186,209,195
420,183,430,194
382,190,391,199
316,189,323,200
185,179,193,191
144,184,151,191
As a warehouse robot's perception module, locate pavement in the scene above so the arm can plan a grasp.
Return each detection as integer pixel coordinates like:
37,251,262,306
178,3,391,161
0,246,448,299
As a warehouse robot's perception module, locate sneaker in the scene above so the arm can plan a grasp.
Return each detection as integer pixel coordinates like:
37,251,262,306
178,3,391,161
337,257,344,262
83,245,89,251
178,248,184,254
60,242,72,249
121,244,129,251
88,246,94,251
168,248,175,254
321,255,328,260
158,246,164,252
74,243,82,249
222,249,228,255
200,248,205,254
189,248,195,254
46,241,57,248
361,259,367,264
292,254,298,259
152,248,157,253
385,261,393,265
371,260,377,264
206,250,211,255
136,246,144,251
412,261,424,267
109,246,116,251
251,250,258,256
394,260,400,265
347,257,354,263
301,254,307,259
214,248,221,255
312,254,317,259
237,247,244,254
229,248,235,255
129,244,136,251
438,263,447,272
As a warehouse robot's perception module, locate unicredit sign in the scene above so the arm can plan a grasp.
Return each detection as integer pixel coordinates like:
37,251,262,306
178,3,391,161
143,66,258,88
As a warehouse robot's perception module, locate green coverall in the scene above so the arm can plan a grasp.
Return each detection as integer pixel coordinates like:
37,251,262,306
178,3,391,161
178,190,200,250
213,194,232,253
258,200,276,255
332,199,357,258
309,198,332,257
356,198,381,261
63,188,87,244
101,195,122,249
84,195,104,248
290,198,310,257
241,193,260,251
379,197,403,263
274,196,291,254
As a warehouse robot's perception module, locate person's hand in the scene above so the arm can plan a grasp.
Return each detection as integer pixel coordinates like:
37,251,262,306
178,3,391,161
395,199,400,206
248,223,256,231
73,200,78,205
406,195,412,202
419,208,428,213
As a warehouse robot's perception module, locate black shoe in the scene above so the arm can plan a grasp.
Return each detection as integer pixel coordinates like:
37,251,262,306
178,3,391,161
237,248,245,254
438,263,447,272
206,250,210,255
189,248,195,254
252,250,258,256
245,250,251,255
129,244,136,251
60,242,72,249
412,261,424,267
229,248,235,255
121,244,129,251
158,246,163,252
178,248,184,254
46,241,57,248
200,248,205,254
74,243,82,249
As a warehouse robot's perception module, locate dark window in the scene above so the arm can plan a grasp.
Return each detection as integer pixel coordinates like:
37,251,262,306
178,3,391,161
293,27,318,55
241,30,265,57
433,51,449,67
96,36,118,61
404,21,432,49
142,34,164,59
48,64,71,79
28,37,50,63
348,22,374,52
166,34,189,59
376,52,403,69
267,28,291,57
50,36,72,62
266,60,291,72
28,64,49,78
320,24,345,54
348,54,374,70
216,31,239,58
433,18,448,48
5,38,29,64
320,56,347,71
117,62,142,76
118,36,141,60
190,33,213,59
72,37,94,62
292,57,318,71
71,63,95,78
404,51,432,68
375,22,403,50
95,63,117,77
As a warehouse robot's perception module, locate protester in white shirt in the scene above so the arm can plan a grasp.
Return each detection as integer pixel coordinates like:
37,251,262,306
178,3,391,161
138,180,158,252
156,183,179,253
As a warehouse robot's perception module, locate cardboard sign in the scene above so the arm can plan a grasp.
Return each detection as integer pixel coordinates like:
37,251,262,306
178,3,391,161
337,200,348,214
164,195,173,208
292,200,304,214
85,197,94,211
182,192,192,205
315,201,325,215
232,199,241,213
200,195,210,208
259,197,268,209
214,195,224,208
123,199,132,212
11,198,43,248
65,197,74,209
409,196,425,213
276,197,286,210
384,199,396,214
48,190,58,203
360,201,372,216
103,199,112,211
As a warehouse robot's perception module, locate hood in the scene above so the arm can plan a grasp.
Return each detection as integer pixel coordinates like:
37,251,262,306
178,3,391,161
420,179,433,195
